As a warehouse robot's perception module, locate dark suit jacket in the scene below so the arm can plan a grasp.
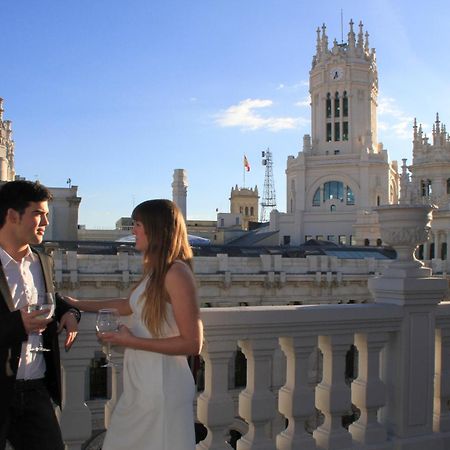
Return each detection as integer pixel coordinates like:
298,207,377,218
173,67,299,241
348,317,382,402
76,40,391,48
0,248,75,423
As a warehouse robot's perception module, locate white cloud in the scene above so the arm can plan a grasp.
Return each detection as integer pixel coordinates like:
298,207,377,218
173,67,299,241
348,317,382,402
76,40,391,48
215,98,308,132
378,96,414,139
295,95,311,107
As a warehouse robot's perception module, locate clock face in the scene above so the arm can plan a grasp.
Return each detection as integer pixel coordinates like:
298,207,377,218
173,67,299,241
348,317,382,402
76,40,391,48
330,67,344,81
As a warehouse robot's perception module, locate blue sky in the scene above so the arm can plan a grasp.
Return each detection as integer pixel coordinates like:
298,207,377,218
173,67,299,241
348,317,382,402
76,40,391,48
2,0,450,228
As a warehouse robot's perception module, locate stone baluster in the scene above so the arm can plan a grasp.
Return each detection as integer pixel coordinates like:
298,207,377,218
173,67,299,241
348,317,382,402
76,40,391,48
276,336,317,450
237,338,278,450
104,349,125,428
197,339,236,450
59,335,95,450
349,332,389,447
313,334,353,449
433,327,450,435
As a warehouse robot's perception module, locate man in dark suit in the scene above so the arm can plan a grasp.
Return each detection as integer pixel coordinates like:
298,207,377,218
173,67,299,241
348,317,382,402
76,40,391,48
0,180,80,450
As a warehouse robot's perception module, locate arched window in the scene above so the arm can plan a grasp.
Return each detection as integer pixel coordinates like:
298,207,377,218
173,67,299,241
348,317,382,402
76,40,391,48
326,93,331,118
244,206,249,216
313,188,321,206
334,92,340,117
324,181,344,201
364,238,370,246
447,178,450,194
343,91,348,117
250,206,254,216
330,205,336,212
377,195,381,206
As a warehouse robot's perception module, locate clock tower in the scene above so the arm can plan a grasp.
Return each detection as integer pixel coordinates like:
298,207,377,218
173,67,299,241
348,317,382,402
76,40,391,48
273,20,399,246
309,20,378,155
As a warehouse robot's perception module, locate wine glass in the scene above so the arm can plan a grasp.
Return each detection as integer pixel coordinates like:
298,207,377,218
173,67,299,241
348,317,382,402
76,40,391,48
28,293,55,352
96,308,120,367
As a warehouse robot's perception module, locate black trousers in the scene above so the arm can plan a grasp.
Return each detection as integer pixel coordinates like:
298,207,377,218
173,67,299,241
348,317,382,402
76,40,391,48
0,379,64,450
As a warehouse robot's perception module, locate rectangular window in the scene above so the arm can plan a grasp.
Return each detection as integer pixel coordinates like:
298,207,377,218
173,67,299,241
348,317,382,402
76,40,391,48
334,122,340,141
339,235,347,245
326,123,332,142
316,235,324,241
283,235,291,245
305,235,313,242
327,235,336,243
349,235,354,246
343,122,349,141
326,99,332,118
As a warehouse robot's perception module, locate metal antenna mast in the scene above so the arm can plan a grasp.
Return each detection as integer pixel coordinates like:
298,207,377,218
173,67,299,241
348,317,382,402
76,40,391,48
260,148,277,222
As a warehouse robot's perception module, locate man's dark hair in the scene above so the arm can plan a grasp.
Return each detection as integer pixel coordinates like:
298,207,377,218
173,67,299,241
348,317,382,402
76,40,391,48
0,180,52,227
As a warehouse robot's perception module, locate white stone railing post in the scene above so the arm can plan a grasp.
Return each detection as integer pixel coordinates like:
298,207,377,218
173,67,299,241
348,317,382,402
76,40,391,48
276,336,317,450
59,333,95,450
369,205,448,449
104,350,124,428
313,334,353,449
349,332,389,447
197,338,236,450
433,327,450,434
237,338,278,450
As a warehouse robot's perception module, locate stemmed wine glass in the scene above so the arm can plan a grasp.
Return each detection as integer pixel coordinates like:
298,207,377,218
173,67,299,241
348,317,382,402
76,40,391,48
96,308,120,367
28,292,56,352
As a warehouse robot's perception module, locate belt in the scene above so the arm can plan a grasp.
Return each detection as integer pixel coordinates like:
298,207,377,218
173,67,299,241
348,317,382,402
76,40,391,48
14,378,46,391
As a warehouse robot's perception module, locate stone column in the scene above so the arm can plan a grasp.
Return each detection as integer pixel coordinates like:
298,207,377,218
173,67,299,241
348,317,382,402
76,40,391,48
276,336,317,450
59,331,95,450
313,334,353,449
369,205,448,449
349,332,389,447
237,338,277,450
434,230,441,260
197,339,236,450
423,241,429,260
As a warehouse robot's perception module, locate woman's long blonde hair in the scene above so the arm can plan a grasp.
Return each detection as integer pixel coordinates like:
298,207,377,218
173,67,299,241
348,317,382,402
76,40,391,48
132,199,193,337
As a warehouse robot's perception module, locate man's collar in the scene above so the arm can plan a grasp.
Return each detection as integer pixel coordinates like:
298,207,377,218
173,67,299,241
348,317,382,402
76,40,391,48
0,245,34,267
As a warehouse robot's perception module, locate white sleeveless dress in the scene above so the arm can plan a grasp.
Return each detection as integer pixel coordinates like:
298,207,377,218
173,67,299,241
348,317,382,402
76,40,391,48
102,276,196,450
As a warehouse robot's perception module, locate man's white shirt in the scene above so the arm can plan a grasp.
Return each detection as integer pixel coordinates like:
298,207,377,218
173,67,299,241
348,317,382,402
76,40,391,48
0,246,46,380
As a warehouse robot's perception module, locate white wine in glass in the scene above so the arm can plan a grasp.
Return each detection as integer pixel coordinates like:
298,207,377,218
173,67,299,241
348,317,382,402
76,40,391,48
29,293,55,352
96,308,120,367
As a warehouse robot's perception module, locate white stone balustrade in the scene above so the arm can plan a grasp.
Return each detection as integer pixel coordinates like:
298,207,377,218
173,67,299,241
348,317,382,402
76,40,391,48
58,298,450,450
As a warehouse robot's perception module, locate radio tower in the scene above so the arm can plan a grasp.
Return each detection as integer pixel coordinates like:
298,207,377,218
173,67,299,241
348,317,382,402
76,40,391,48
260,148,277,222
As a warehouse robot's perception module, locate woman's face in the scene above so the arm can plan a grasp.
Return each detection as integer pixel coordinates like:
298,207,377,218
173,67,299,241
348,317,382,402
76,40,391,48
132,220,148,252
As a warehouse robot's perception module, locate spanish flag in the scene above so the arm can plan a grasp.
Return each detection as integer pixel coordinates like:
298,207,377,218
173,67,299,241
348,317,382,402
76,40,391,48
244,155,250,172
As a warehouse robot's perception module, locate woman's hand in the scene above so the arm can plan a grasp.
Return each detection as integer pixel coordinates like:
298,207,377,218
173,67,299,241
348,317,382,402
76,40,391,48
98,324,134,347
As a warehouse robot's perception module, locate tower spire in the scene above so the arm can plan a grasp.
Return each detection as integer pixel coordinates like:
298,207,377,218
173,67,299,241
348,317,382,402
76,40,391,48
357,21,364,50
348,19,356,49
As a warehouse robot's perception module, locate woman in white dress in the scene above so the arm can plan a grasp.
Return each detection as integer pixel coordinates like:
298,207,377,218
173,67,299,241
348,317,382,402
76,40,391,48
66,199,203,450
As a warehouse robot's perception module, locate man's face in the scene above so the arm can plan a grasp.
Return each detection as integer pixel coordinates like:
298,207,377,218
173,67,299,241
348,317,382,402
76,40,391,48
15,201,50,245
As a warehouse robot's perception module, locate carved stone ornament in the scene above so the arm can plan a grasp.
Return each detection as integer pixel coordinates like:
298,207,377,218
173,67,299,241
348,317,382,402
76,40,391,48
375,204,435,277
